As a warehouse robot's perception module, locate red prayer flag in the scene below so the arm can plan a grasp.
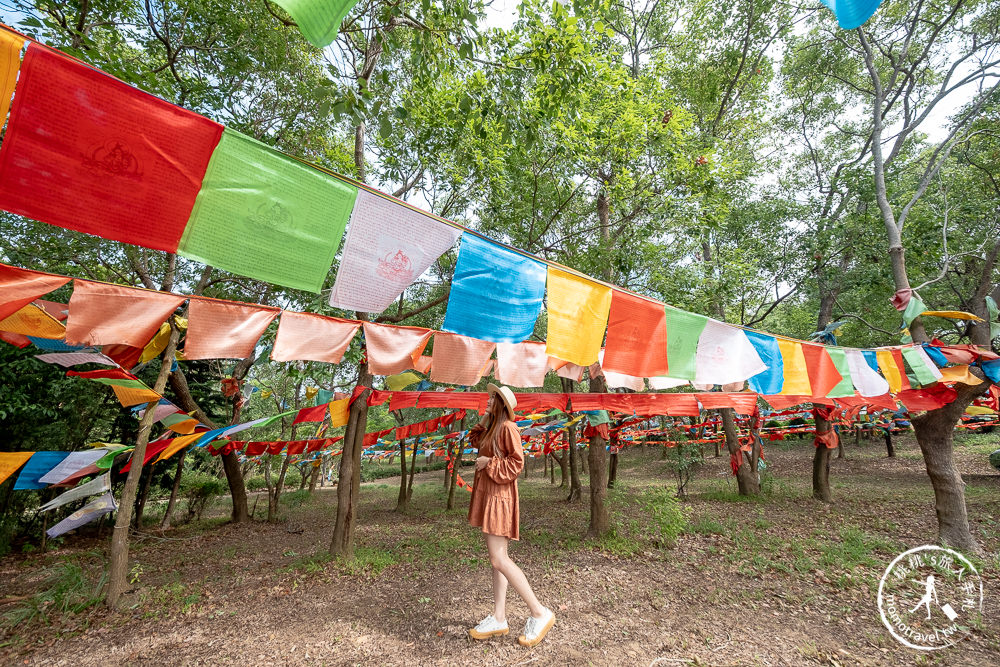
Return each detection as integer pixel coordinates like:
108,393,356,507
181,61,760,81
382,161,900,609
698,393,760,415
389,392,420,411
0,45,222,252
0,263,71,321
245,442,268,456
603,291,669,377
184,299,278,360
292,403,328,424
286,441,307,455
417,391,489,413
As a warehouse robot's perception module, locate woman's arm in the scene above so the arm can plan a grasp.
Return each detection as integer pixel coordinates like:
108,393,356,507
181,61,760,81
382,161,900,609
485,423,524,484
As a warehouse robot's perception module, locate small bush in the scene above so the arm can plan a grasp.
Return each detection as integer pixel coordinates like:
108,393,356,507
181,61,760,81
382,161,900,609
282,488,310,508
182,472,227,522
642,487,688,547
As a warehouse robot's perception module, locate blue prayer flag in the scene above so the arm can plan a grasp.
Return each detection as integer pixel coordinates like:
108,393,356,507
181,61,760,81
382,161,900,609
745,331,783,394
441,233,546,343
14,451,70,490
819,0,883,30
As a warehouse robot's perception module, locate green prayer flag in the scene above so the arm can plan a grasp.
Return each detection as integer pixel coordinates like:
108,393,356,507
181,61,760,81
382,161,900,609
901,293,926,327
824,348,855,397
271,0,359,48
587,410,610,426
177,129,358,292
316,389,334,405
87,377,148,389
901,347,938,386
96,447,131,470
664,307,708,381
987,296,1000,341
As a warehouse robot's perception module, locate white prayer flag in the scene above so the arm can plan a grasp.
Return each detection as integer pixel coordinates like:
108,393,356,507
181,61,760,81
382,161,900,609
329,190,462,313
694,320,767,385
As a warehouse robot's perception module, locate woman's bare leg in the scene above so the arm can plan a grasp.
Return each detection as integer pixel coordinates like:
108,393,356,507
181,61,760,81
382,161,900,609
492,567,508,623
486,533,545,618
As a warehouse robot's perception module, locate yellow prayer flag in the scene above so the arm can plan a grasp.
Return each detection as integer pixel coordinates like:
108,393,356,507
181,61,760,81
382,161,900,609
777,340,812,395
0,451,34,486
329,397,350,428
966,406,997,415
876,349,903,393
140,322,173,363
921,310,984,322
544,268,612,366
0,30,24,125
0,303,65,338
386,371,421,391
305,386,319,400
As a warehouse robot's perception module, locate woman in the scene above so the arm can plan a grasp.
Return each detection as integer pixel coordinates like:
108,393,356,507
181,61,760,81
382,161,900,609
467,383,555,648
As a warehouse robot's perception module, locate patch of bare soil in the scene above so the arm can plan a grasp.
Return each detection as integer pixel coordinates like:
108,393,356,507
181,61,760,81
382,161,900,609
2,433,999,666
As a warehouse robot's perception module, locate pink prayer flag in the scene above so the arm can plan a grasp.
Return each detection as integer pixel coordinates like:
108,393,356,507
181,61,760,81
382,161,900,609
496,341,549,388
0,263,71,321
363,322,432,376
184,299,279,360
430,332,496,386
271,311,360,363
65,281,185,347
330,190,462,312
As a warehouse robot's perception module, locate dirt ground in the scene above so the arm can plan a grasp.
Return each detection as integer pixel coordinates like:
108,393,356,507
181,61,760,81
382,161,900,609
2,430,999,666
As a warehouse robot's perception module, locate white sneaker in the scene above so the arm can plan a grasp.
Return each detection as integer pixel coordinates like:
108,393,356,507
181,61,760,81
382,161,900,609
469,614,509,640
518,607,555,647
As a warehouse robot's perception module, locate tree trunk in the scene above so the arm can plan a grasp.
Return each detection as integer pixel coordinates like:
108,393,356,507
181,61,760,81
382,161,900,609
133,462,154,530
721,408,759,495
222,451,250,523
107,324,179,609
885,430,895,458
160,451,185,530
396,438,408,511
268,455,292,523
586,374,610,538
406,428,418,501
308,464,320,493
562,379,582,503
912,380,986,554
553,449,567,487
330,357,372,559
812,412,833,502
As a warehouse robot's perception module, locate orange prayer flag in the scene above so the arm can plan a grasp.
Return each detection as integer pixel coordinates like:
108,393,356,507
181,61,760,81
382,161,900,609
0,263,71,321
801,344,843,399
0,302,65,339
270,311,359,363
0,451,34,485
362,322,432,376
65,280,185,347
939,365,984,386
429,332,496,386
603,290,669,377
184,299,279,360
0,29,24,132
155,433,204,463
111,383,161,407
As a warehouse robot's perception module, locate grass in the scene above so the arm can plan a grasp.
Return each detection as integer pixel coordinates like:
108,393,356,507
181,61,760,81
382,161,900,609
3,559,107,628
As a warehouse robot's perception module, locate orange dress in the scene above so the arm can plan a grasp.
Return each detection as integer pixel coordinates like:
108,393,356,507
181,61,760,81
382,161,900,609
466,421,525,540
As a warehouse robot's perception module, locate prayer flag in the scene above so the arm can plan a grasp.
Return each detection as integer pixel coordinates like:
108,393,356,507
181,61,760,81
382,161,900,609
801,344,843,398
664,307,707,381
0,451,33,486
177,128,357,292
363,322,432,376
39,450,106,484
648,376,688,390
745,331,783,394
386,372,422,391
293,403,328,424
0,45,222,252
876,348,905,393
184,299,279,360
544,268,611,366
824,348,855,398
0,303,65,339
845,349,889,397
595,290,669,377
329,397,350,427
65,281,185,348
0,29,24,124
901,293,926,326
271,311,359,363
330,189,461,312
120,439,175,473
442,233,546,343
35,351,116,367
496,341,549,388
155,433,205,462
921,310,984,322
901,346,943,386
430,332,496,386
597,351,644,391
111,384,162,407
0,263,70,321
270,0,359,47
694,320,767,386
40,472,111,511
46,491,117,538
14,451,70,489
819,0,883,30
939,365,983,385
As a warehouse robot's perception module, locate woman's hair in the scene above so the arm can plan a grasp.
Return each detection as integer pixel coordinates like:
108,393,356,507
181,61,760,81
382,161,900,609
481,395,510,451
